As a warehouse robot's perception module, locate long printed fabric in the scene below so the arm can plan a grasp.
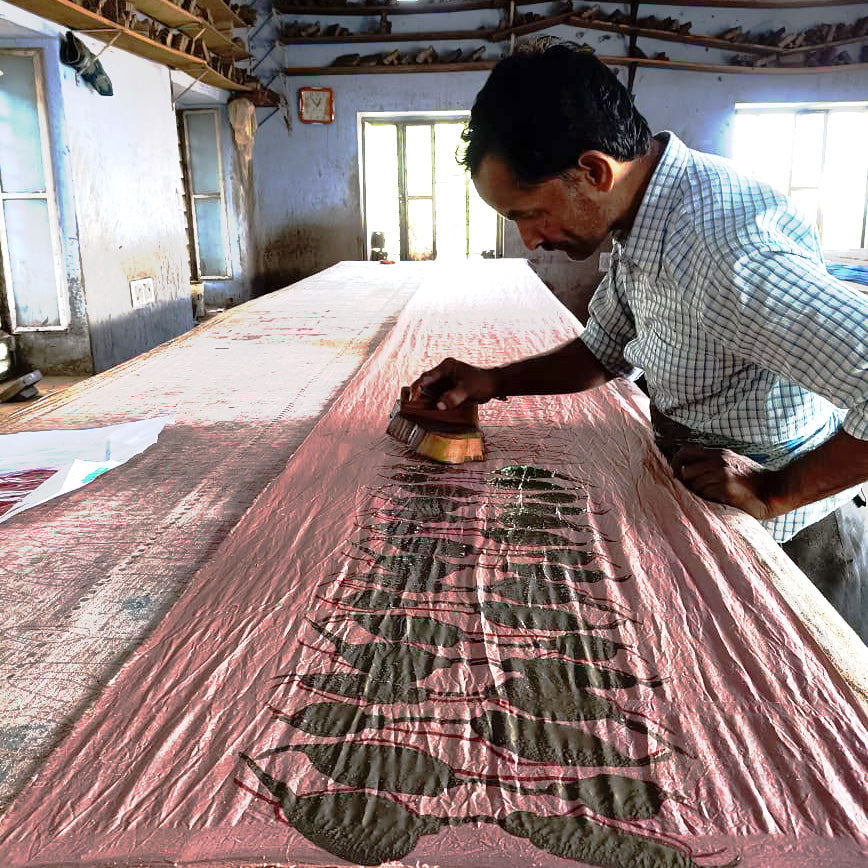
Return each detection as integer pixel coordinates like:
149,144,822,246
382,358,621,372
0,260,866,867
241,451,707,868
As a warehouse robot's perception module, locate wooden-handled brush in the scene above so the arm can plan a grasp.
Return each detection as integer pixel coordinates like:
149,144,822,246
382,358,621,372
386,386,484,464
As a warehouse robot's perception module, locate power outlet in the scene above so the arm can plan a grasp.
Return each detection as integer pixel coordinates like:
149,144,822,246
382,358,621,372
130,278,156,308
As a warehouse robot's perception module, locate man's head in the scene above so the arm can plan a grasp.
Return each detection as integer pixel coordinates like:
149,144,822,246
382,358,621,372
461,44,652,184
462,44,654,259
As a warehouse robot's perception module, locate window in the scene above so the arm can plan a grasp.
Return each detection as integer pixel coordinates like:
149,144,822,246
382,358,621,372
0,50,67,331
179,109,231,279
361,115,499,261
732,102,868,250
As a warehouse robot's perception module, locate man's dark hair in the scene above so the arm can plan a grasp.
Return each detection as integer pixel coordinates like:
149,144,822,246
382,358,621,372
461,44,652,185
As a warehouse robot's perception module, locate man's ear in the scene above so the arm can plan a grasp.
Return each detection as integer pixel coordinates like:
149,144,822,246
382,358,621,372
575,151,617,193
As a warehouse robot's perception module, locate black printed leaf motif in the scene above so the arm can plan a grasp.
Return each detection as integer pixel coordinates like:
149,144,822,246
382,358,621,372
470,710,664,767
502,657,663,690
533,633,628,663
531,549,602,567
489,576,586,606
499,561,610,584
489,578,630,619
387,482,479,500
549,773,674,821
521,491,580,504
487,477,562,492
499,811,698,868
341,589,413,611
497,506,591,533
391,471,444,484
483,527,579,547
310,621,454,682
269,706,675,820
492,465,582,484
392,462,448,475
275,701,380,737
349,613,463,647
491,678,683,755
363,536,476,560
373,520,432,537
348,569,448,595
241,755,446,866
295,742,461,796
489,678,617,721
383,502,461,522
480,601,606,632
297,673,428,704
356,549,467,580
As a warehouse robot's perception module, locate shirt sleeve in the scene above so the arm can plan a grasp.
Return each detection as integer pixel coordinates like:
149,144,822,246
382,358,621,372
580,269,643,380
699,247,868,441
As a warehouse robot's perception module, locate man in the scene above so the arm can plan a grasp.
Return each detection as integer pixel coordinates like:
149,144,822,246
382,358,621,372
411,44,868,639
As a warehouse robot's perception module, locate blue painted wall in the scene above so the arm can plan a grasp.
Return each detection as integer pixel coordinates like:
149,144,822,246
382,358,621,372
247,1,868,313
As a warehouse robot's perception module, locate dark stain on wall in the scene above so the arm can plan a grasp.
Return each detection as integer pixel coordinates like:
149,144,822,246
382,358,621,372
252,222,362,297
14,277,93,375
88,298,194,373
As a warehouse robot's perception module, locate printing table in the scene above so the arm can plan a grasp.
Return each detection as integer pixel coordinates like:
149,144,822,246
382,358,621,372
0,260,865,868
0,262,418,809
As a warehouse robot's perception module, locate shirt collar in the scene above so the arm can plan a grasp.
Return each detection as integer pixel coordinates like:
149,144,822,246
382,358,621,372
615,131,691,273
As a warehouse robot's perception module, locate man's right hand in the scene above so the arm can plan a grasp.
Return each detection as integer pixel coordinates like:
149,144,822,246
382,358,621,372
409,357,503,410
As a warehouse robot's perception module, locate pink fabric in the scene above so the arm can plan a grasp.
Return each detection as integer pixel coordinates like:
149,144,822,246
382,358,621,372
1,261,865,867
0,469,56,518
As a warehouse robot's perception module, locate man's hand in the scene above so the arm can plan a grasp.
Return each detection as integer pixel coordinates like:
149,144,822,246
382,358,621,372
410,357,501,410
670,444,782,521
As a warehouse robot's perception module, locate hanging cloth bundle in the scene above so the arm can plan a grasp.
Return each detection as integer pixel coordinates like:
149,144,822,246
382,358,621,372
59,31,113,96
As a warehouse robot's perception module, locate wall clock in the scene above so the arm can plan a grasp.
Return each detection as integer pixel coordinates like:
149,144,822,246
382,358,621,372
298,87,334,124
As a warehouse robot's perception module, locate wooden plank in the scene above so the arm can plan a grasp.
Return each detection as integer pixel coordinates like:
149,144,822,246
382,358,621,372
274,0,499,15
278,29,496,44
281,57,868,75
568,14,790,55
282,60,496,74
195,0,245,28
2,0,252,89
136,0,250,58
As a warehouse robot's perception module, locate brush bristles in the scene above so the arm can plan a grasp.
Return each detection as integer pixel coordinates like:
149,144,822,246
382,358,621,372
387,411,484,464
386,413,426,449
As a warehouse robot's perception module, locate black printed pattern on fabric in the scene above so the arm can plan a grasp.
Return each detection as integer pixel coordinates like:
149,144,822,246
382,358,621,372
239,457,738,868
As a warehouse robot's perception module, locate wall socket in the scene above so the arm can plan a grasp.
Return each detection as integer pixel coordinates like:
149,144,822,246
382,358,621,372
130,277,156,308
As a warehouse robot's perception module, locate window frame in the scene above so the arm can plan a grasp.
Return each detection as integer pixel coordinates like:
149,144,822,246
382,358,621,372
179,107,232,281
732,101,868,251
359,111,502,262
0,49,69,333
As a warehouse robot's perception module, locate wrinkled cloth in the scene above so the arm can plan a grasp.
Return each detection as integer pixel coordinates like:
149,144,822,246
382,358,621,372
0,261,866,868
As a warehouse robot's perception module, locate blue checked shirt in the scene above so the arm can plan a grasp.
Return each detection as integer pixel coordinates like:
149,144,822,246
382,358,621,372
581,132,868,542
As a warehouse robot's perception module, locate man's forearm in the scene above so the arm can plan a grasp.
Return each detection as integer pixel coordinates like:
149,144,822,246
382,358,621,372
768,428,868,516
492,337,615,398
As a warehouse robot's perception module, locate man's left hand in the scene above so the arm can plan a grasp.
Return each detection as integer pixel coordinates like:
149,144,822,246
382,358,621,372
670,444,780,521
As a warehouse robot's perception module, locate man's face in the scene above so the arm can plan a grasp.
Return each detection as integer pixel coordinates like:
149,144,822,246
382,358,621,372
473,154,610,260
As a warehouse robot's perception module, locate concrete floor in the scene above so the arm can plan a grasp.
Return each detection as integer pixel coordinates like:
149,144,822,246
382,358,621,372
0,375,89,421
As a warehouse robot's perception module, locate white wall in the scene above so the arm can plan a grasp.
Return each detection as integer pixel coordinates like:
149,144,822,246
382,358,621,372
60,39,194,371
247,2,868,314
0,2,210,373
251,71,490,294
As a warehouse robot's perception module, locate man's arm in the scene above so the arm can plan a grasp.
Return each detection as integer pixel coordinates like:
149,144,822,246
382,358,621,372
410,337,615,410
672,429,868,521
